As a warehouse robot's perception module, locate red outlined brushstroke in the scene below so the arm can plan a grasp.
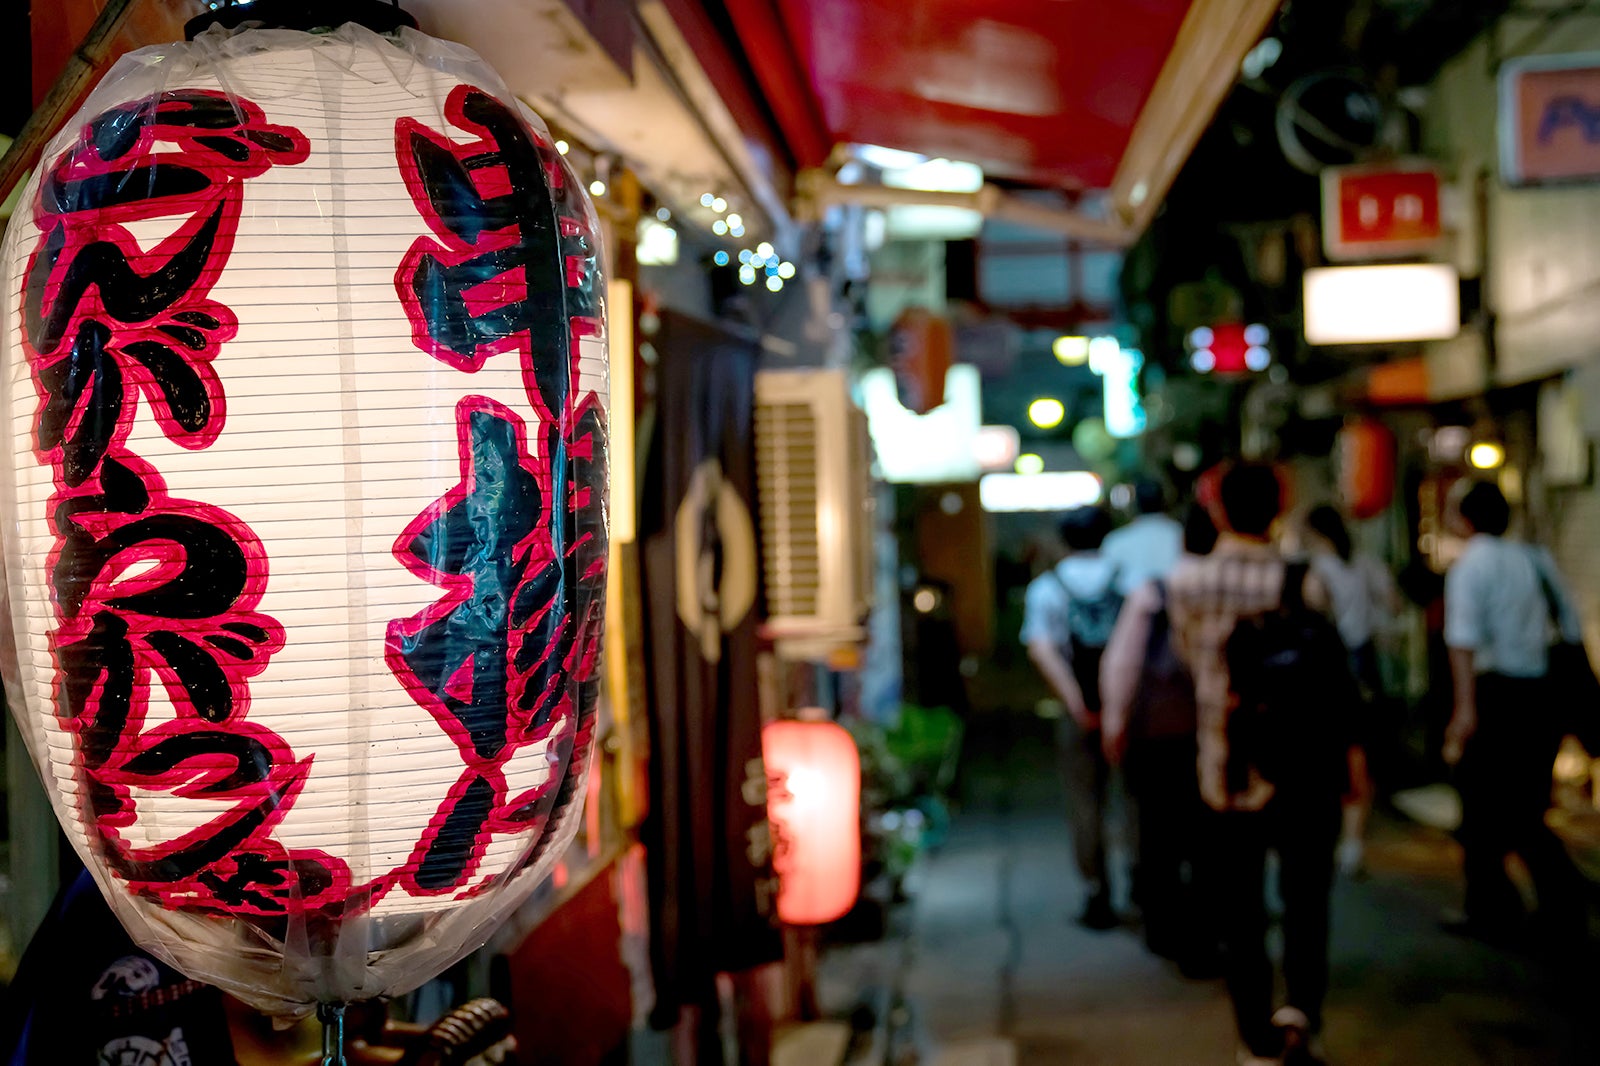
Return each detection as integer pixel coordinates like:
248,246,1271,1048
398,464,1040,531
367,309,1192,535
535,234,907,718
384,397,567,895
388,85,610,900
25,91,310,470
392,85,558,375
20,90,314,917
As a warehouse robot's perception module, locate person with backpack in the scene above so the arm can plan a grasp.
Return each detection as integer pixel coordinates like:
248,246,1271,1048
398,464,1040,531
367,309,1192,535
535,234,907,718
1022,505,1125,930
1167,463,1351,1066
1101,502,1221,974
1442,480,1588,945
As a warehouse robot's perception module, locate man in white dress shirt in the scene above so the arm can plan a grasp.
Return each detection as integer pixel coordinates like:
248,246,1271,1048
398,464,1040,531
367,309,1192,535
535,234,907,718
1443,481,1586,943
1022,506,1123,930
1101,478,1183,596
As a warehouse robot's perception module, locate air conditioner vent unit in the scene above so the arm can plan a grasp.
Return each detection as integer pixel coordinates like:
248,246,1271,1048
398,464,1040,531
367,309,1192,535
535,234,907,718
754,369,875,660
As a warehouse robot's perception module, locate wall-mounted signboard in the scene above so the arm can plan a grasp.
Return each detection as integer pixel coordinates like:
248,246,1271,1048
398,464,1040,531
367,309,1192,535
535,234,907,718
1500,52,1600,185
1303,264,1460,345
1321,161,1443,260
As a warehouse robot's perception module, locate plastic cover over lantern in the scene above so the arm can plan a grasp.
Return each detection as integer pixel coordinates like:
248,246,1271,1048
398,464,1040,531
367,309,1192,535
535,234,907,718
763,716,861,926
0,23,607,1014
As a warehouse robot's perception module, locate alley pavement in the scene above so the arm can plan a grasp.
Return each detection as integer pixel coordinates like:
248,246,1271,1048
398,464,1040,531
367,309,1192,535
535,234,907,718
825,712,1600,1066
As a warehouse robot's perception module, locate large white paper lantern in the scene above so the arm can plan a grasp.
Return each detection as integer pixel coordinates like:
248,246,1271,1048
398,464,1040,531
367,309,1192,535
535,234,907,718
0,23,607,1015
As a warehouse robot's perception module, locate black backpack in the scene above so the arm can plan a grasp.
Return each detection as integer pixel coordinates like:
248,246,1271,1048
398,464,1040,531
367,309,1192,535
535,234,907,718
1222,562,1356,796
1130,581,1198,740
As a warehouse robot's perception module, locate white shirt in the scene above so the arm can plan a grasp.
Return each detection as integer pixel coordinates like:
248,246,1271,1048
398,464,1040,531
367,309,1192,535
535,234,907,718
1444,534,1582,677
1020,554,1121,652
1100,513,1183,595
1310,552,1376,649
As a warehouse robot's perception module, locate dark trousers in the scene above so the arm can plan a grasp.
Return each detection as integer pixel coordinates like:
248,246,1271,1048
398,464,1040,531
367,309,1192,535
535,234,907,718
1457,673,1585,936
1124,735,1214,958
1059,715,1111,896
1213,791,1341,1055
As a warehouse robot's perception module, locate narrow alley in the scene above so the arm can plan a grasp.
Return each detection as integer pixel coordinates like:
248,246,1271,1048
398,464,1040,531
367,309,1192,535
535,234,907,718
12,4,1600,1064
825,713,1600,1066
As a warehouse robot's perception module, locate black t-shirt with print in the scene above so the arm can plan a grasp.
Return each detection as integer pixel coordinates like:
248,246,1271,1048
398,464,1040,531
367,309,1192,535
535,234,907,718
3,870,239,1066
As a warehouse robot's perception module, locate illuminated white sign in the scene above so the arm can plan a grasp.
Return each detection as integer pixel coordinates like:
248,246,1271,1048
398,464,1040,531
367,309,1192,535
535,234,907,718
885,204,984,240
860,364,982,483
1087,336,1122,374
979,471,1103,512
1303,264,1459,345
974,424,1022,471
881,157,985,193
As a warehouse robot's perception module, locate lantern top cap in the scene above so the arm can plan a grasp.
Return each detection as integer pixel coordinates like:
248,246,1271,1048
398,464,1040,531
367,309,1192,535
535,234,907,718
186,0,417,40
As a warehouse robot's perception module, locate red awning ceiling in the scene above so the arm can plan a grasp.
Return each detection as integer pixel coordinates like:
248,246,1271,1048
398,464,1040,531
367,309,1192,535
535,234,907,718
770,0,1194,189
723,0,1192,190
719,0,1284,239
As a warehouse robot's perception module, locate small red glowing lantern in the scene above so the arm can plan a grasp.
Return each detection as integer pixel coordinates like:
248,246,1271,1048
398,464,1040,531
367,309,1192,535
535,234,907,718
1338,418,1397,520
763,715,861,926
890,308,954,414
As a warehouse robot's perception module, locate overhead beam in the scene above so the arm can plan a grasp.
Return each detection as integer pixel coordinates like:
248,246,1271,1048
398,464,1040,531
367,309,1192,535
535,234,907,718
797,171,1133,247
719,0,832,170
1110,0,1283,238
637,0,796,235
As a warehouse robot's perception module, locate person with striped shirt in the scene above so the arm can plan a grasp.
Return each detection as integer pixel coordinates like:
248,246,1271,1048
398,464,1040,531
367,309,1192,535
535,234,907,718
1167,463,1338,1066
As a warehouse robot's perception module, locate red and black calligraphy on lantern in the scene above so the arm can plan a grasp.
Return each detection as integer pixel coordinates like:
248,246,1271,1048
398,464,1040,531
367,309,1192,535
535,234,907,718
389,83,609,900
1,27,608,1014
20,89,317,912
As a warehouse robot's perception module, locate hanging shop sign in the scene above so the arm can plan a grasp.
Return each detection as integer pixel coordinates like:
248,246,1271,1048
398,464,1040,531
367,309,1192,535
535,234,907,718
1364,356,1431,405
1320,161,1443,260
1303,264,1460,345
1500,52,1600,185
640,311,782,1015
860,364,982,483
978,471,1103,512
1095,343,1147,439
0,23,608,1017
1186,323,1272,375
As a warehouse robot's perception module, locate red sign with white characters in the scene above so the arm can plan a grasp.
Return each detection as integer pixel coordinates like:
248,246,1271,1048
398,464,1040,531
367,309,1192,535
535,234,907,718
1321,163,1443,261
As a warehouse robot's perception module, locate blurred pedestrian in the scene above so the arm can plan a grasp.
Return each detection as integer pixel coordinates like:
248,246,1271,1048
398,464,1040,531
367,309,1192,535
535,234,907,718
1023,505,1124,930
1442,481,1587,945
1302,504,1396,877
1102,502,1220,974
1102,476,1184,595
1168,463,1350,1066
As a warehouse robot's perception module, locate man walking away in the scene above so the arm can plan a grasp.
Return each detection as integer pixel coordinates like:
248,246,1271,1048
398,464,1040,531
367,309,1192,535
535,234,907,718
1102,476,1184,596
1443,481,1587,945
1023,506,1124,930
1168,464,1350,1066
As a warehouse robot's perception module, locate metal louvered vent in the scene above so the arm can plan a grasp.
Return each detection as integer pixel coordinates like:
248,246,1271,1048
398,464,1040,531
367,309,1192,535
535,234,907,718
755,400,822,617
754,369,873,659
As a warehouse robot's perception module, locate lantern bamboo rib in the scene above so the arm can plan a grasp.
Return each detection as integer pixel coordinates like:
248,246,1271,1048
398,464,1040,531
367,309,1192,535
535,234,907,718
0,0,142,212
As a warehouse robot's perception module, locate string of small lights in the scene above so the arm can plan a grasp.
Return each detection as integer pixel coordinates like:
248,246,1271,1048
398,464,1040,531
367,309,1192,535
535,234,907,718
551,127,798,293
